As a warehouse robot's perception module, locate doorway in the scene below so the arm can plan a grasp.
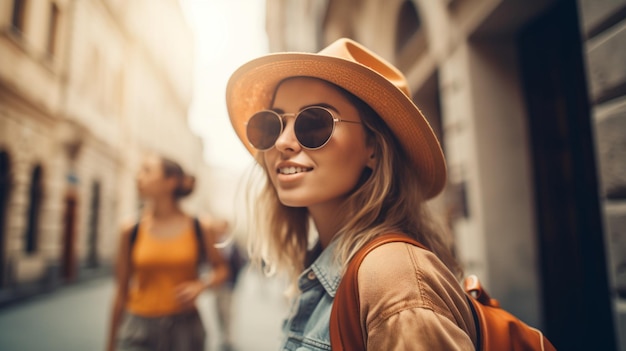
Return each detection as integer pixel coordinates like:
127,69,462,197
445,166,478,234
0,151,11,287
61,190,78,282
86,181,100,268
518,0,616,349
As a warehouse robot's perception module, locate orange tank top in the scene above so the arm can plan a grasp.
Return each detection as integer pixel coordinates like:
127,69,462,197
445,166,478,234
126,221,199,316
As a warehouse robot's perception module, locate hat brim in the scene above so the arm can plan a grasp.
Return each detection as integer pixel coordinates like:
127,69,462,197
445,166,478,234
225,53,446,199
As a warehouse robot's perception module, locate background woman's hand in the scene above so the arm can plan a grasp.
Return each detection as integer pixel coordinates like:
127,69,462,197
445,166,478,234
174,280,206,307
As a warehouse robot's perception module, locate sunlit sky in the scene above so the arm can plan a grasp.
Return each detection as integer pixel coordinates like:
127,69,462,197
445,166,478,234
180,0,268,171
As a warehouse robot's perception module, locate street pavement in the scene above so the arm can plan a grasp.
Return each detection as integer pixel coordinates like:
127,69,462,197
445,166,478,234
0,265,290,351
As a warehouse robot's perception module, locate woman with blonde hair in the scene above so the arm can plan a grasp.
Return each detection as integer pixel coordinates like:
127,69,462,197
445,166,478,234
226,38,477,350
106,153,229,351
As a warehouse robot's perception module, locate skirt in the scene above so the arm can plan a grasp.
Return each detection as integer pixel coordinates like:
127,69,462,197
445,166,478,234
116,309,206,351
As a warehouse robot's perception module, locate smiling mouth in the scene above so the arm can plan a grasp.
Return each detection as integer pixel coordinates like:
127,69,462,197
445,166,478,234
277,166,313,175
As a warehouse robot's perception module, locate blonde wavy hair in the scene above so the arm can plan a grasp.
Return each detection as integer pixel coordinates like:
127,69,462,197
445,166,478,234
246,79,460,288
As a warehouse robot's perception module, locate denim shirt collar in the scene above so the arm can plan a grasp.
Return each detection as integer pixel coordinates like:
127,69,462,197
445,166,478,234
298,238,343,298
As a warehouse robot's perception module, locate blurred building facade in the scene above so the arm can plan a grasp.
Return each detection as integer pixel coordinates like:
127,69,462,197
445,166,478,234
266,0,626,350
0,0,209,303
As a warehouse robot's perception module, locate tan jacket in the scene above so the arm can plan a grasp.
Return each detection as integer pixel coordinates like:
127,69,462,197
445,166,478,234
358,242,478,350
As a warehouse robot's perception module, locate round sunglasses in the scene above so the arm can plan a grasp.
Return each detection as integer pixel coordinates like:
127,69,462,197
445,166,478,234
245,106,362,150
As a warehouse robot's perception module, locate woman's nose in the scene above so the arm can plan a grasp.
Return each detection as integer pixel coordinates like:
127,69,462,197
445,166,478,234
274,118,301,153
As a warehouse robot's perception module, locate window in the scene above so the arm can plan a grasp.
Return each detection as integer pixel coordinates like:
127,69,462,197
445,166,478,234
396,1,421,53
25,165,43,254
47,3,60,56
114,69,125,117
82,48,104,104
11,0,28,35
0,151,11,287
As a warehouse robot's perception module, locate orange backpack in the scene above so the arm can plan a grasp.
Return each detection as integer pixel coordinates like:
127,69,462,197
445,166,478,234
329,233,557,350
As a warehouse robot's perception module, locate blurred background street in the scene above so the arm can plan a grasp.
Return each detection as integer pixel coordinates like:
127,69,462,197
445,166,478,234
0,0,625,350
0,265,289,351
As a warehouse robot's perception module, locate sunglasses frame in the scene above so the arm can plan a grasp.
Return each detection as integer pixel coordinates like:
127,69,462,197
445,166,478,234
245,106,362,151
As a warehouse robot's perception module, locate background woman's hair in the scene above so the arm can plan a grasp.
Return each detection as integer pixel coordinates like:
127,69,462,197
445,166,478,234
247,78,461,288
161,156,196,198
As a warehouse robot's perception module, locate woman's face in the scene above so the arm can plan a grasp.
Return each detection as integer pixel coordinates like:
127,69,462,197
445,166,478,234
263,77,375,210
136,155,175,200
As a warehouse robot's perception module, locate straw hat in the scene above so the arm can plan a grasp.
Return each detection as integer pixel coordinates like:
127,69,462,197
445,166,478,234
226,38,446,199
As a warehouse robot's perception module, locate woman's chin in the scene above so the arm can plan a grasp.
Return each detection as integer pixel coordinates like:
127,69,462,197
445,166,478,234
277,195,312,208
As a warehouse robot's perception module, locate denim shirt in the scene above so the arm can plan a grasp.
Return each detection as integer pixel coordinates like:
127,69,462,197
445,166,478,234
280,240,342,351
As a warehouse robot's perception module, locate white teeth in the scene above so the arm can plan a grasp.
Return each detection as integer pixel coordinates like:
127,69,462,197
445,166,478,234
278,167,311,175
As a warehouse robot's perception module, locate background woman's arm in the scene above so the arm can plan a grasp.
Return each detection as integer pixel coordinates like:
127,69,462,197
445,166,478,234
106,222,134,351
200,217,230,289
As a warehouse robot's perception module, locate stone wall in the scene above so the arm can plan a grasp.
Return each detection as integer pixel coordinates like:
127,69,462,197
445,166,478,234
578,0,626,349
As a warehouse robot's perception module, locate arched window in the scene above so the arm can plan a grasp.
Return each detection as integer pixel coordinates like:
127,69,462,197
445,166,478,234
25,165,43,254
396,1,421,53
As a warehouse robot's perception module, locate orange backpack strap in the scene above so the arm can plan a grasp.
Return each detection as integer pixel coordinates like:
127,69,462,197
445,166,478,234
329,233,427,351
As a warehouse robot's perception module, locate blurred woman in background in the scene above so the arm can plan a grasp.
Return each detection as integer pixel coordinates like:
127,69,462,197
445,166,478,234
106,153,229,351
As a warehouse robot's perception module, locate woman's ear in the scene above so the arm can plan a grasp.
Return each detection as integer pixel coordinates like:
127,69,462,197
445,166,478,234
364,132,377,169
165,176,179,194
366,148,376,169
366,155,376,169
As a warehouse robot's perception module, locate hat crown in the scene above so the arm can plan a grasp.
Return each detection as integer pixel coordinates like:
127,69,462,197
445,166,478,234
318,38,411,97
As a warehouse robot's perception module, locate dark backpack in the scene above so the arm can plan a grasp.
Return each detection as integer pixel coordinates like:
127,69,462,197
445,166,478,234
226,244,245,285
129,217,206,264
329,233,557,351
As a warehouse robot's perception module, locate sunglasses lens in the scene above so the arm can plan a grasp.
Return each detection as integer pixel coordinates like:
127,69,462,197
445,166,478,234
294,108,334,149
246,111,282,150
